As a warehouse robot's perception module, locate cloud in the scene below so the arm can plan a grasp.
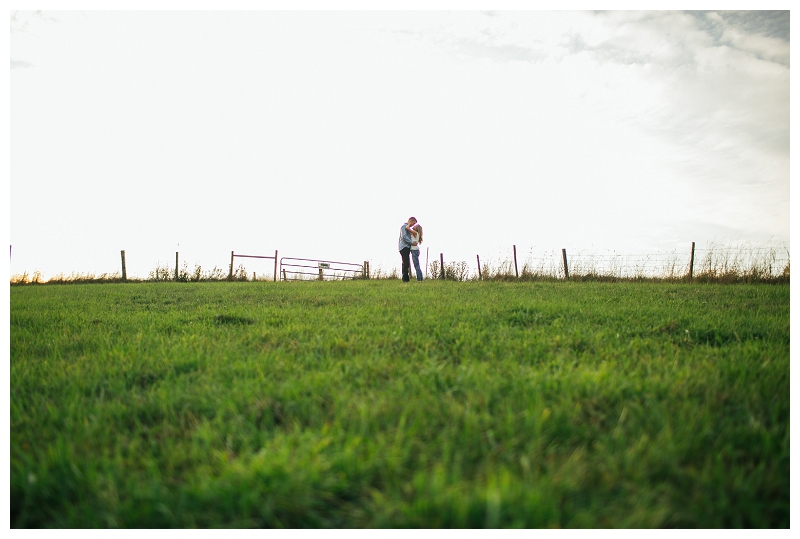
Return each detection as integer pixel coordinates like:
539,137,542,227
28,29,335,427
409,11,789,72
449,11,788,158
701,11,789,66
452,39,546,63
715,10,789,41
387,10,787,238
11,59,33,69
11,10,58,33
11,10,62,69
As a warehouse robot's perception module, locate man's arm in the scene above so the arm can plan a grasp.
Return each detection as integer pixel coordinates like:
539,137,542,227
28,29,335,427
408,227,418,246
400,224,413,244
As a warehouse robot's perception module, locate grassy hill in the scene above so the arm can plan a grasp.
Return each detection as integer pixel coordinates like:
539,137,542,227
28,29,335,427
10,280,789,527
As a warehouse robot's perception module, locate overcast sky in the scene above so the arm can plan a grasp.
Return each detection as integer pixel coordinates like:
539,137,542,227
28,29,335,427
8,7,791,279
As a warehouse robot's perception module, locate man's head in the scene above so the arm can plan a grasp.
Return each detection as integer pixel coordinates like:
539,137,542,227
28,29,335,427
407,217,417,226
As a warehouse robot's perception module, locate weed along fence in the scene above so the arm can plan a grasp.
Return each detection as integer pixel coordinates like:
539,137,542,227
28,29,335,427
432,242,790,282
279,257,368,281
111,249,367,283
10,241,788,285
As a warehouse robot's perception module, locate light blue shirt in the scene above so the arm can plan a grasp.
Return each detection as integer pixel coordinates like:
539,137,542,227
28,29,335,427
398,223,414,251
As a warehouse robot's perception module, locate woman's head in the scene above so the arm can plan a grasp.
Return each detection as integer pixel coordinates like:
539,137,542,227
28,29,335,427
412,223,423,242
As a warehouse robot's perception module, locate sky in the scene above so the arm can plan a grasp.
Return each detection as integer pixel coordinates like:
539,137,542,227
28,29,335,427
7,6,791,279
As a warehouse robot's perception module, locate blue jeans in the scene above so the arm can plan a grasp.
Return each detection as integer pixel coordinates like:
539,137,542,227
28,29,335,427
411,249,423,281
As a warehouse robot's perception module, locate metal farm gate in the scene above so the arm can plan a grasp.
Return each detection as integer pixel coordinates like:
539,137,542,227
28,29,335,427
279,257,367,281
229,250,279,281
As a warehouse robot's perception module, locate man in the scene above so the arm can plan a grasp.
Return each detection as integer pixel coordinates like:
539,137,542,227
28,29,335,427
398,216,417,282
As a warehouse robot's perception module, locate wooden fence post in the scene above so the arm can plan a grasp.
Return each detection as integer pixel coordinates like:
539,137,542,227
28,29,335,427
282,269,287,281
229,251,234,280
477,254,482,280
562,248,570,280
175,252,179,281
274,250,278,282
121,250,127,282
689,241,695,280
513,245,519,278
440,253,445,280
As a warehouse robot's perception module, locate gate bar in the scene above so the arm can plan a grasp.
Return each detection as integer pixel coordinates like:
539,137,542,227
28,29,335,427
229,251,279,281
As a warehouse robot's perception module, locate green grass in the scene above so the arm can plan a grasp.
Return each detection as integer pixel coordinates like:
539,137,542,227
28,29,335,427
10,280,789,528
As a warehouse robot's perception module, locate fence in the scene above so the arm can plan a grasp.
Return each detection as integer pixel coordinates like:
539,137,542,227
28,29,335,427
279,257,367,281
229,250,278,282
109,250,367,283
10,242,789,284
431,242,790,282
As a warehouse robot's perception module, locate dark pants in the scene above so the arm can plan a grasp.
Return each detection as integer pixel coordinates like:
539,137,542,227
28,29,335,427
400,247,411,282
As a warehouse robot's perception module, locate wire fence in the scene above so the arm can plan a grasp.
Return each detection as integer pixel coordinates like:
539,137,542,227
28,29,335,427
9,242,791,285
427,243,790,283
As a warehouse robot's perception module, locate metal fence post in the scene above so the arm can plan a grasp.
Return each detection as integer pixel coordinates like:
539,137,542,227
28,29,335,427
689,241,695,280
477,254,482,280
513,245,519,278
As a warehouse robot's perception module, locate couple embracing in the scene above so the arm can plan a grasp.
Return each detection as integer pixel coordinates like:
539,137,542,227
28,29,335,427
398,216,424,282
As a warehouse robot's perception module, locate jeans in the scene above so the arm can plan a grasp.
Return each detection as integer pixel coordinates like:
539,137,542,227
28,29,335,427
411,249,423,281
400,247,411,282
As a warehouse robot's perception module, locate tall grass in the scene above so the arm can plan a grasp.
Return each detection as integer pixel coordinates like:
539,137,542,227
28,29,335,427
10,270,128,285
148,263,237,282
10,243,790,285
11,264,240,285
426,243,790,284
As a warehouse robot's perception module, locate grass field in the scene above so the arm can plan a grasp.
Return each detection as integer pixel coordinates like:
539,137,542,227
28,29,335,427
10,280,789,528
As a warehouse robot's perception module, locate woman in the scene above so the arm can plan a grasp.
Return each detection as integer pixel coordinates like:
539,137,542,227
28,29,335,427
409,222,424,281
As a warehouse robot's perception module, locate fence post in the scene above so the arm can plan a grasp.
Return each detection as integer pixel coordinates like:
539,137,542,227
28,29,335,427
562,248,570,280
440,253,445,280
121,250,127,282
513,245,519,278
229,251,234,280
367,261,370,279
426,247,429,279
175,252,179,281
477,254,482,280
283,269,287,281
274,250,278,282
689,241,695,280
